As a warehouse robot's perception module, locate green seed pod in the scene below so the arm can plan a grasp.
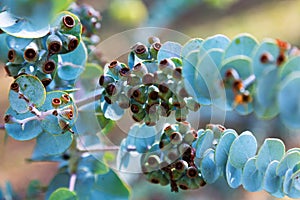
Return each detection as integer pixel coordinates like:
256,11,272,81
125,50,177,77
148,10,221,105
164,124,179,137
177,175,191,190
4,62,21,77
158,138,172,151
173,169,185,181
170,132,183,145
183,130,197,145
8,49,24,64
36,70,52,87
177,121,191,134
159,101,171,117
172,67,182,80
105,83,118,96
153,71,168,84
176,83,189,98
62,14,76,29
178,143,191,155
149,42,162,60
108,60,123,77
174,160,188,173
142,73,155,85
99,75,115,87
133,42,149,60
166,148,180,163
148,36,160,44
119,64,130,78
147,155,161,169
159,174,169,186
127,74,141,86
118,93,131,109
42,60,56,74
132,110,146,122
194,174,206,187
46,34,63,54
131,86,147,104
146,171,164,184
185,97,201,112
24,41,39,62
132,62,148,77
206,124,226,139
144,113,157,126
159,58,175,74
148,85,160,105
61,34,79,52
158,84,173,101
186,166,199,179
175,107,189,122
130,101,144,114
189,179,200,190
171,95,186,108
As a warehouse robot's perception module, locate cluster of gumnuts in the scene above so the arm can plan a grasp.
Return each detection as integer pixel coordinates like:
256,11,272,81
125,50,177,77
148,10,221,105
3,12,81,87
99,37,200,126
141,121,206,192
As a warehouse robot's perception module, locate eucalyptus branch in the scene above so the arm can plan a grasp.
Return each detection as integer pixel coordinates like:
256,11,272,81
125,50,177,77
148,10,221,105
76,92,102,108
69,173,77,192
79,146,120,152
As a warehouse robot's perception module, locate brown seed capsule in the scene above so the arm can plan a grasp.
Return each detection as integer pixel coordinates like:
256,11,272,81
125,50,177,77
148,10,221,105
233,79,244,92
149,90,159,100
277,53,285,66
68,37,79,51
42,60,56,74
131,104,141,114
134,44,147,54
4,114,11,123
41,78,52,87
187,166,198,178
52,98,62,107
10,82,19,92
105,83,117,96
158,83,169,93
173,67,182,79
119,67,130,77
61,94,70,103
260,52,273,64
63,15,75,28
8,49,16,62
109,60,118,68
24,47,38,62
142,73,155,85
170,132,183,145
152,42,161,51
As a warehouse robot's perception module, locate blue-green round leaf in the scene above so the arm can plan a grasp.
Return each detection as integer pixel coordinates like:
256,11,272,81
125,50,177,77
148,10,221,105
201,34,230,51
0,11,50,38
6,35,33,50
229,131,257,169
263,160,284,198
77,155,109,175
5,107,43,140
276,151,300,177
256,138,285,171
225,160,242,188
242,157,264,192
100,100,124,121
223,33,258,59
252,38,279,78
283,169,293,195
157,41,182,62
49,188,78,200
33,131,73,156
194,49,224,105
280,56,300,81
182,50,199,99
215,129,237,170
193,129,214,159
278,72,300,129
254,67,279,119
200,148,220,184
58,41,87,81
45,171,70,199
9,75,46,113
181,38,203,58
125,123,157,153
0,33,10,62
220,56,254,114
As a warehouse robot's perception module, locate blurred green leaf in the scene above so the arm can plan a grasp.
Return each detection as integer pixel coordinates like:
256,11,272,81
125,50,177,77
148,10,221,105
49,188,78,200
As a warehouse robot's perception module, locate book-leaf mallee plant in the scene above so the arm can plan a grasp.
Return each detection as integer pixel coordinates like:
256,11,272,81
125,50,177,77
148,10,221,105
1,0,300,199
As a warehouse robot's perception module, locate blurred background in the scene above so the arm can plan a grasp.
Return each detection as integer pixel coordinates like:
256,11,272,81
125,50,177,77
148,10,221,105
1,0,300,199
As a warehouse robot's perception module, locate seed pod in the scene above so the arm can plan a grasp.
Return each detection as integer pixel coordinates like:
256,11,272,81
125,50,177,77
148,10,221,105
132,62,148,77
159,58,175,74
133,42,149,60
166,148,180,162
147,155,161,169
183,130,197,144
158,83,172,101
8,49,24,64
42,60,56,74
36,71,52,87
118,93,131,109
153,71,168,84
206,124,225,139
131,86,147,104
150,42,161,59
170,132,183,145
173,67,182,80
175,107,189,122
148,85,160,104
185,97,201,112
144,113,157,126
46,34,63,54
99,75,115,87
58,118,74,134
10,82,19,92
186,166,198,179
171,95,186,108
4,63,21,77
178,143,191,155
105,83,118,96
4,114,12,124
24,41,39,62
119,64,130,78
177,176,191,190
146,171,164,184
104,96,112,104
260,52,274,63
108,60,123,77
159,101,171,117
127,74,141,86
61,93,71,104
59,105,74,120
52,98,62,107
164,124,179,137
174,160,188,173
177,84,189,98
132,110,146,122
130,101,143,114
159,175,169,186
142,73,155,85
195,174,206,187
63,34,79,51
173,169,185,181
159,138,172,151
177,121,191,134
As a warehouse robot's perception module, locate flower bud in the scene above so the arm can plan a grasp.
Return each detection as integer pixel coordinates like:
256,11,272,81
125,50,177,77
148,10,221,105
46,34,63,54
8,49,24,64
24,42,39,62
133,42,149,60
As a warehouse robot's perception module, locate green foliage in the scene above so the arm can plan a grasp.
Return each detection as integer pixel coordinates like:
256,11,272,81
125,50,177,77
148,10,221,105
49,188,78,200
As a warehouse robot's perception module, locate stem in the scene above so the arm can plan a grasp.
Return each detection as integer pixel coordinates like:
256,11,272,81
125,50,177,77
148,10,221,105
79,146,120,152
243,74,256,88
69,173,77,192
76,92,102,108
